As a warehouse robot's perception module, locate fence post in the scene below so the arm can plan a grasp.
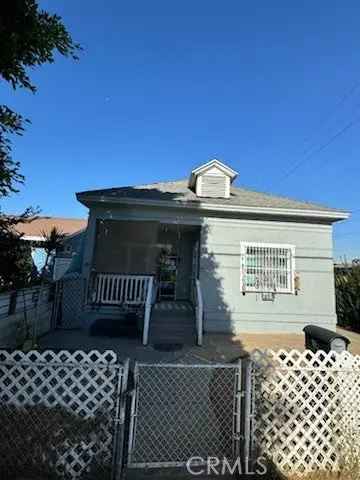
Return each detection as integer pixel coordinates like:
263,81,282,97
8,290,17,316
242,358,253,469
112,359,130,480
127,362,139,466
233,361,242,459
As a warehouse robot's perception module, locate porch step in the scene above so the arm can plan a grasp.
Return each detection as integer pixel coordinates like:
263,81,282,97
150,301,196,345
154,302,193,313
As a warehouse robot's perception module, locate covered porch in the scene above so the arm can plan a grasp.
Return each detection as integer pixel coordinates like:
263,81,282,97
85,220,203,346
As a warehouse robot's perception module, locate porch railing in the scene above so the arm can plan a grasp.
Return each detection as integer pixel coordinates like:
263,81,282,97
192,278,203,346
90,273,157,346
92,273,154,306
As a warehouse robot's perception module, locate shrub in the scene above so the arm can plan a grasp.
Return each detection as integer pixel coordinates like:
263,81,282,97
335,261,360,332
0,404,111,479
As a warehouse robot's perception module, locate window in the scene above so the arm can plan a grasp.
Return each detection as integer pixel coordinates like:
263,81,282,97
240,242,295,294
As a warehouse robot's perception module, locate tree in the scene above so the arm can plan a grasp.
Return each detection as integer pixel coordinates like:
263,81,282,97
29,226,65,343
335,260,360,332
41,227,66,277
0,0,80,290
0,218,33,291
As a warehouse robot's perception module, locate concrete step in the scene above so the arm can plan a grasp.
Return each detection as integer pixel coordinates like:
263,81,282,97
151,325,194,332
154,302,194,313
151,334,195,342
151,334,196,343
150,301,196,345
152,317,195,325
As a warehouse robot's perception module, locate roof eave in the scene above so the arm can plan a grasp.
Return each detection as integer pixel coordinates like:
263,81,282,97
77,193,350,222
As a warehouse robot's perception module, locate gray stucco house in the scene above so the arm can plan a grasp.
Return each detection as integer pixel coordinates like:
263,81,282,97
77,159,349,345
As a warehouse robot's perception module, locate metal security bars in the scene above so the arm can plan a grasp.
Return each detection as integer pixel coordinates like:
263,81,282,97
0,349,129,480
240,242,295,294
127,362,250,469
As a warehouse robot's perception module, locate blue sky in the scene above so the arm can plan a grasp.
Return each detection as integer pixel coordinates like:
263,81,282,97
1,1,359,259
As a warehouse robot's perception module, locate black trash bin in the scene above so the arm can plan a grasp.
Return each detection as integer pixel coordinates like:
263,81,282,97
303,325,350,353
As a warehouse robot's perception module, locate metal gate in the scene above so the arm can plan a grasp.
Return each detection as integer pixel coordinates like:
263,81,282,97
127,361,252,469
52,274,84,329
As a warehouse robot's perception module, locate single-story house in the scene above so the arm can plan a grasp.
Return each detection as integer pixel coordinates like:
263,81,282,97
15,216,87,278
76,159,349,345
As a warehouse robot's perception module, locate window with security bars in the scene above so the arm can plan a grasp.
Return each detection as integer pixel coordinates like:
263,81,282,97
240,242,295,293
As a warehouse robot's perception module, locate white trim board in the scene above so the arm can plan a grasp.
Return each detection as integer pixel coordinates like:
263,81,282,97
78,195,349,221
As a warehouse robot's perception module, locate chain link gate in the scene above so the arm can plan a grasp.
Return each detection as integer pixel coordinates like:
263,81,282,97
52,273,84,329
127,361,252,470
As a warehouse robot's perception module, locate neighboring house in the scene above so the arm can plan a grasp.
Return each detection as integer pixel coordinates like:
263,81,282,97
15,217,87,279
76,159,349,344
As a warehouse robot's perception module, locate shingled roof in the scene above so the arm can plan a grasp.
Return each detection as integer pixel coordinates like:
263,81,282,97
77,179,347,215
15,217,87,240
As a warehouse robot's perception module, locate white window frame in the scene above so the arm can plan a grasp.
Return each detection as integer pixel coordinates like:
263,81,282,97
240,242,296,294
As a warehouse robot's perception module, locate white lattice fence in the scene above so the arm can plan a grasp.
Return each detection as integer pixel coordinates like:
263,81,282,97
0,349,128,479
251,349,360,475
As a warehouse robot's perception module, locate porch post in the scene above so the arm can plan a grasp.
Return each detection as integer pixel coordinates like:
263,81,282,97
82,212,97,301
143,276,154,345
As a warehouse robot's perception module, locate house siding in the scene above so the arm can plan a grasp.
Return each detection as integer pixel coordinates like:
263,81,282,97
200,218,336,333
83,204,337,334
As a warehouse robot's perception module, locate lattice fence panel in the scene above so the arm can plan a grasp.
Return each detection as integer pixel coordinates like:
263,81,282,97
251,349,360,475
0,349,126,479
128,363,241,467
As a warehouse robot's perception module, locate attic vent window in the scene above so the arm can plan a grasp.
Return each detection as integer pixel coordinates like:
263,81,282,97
189,159,237,199
200,175,227,198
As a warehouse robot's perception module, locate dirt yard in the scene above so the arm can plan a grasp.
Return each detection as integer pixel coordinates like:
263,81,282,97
197,326,360,363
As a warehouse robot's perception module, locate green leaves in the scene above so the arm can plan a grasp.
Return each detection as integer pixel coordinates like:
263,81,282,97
41,226,66,257
0,105,28,197
0,1,80,291
336,262,360,332
0,0,81,93
0,0,81,199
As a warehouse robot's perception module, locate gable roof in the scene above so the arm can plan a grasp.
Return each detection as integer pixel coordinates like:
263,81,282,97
189,159,238,188
77,180,349,221
15,217,87,241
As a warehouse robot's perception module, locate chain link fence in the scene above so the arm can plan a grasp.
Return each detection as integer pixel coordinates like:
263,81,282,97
53,274,84,329
0,349,128,480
